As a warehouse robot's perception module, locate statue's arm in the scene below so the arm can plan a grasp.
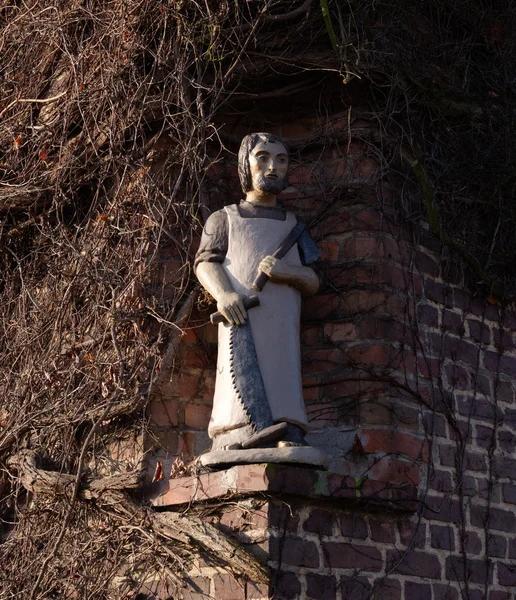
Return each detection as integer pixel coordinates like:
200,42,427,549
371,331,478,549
196,261,247,325
258,256,319,297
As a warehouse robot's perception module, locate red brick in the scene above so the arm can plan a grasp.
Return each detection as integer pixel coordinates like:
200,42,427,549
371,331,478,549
405,582,432,600
269,535,319,568
429,470,454,493
340,576,371,600
181,327,198,343
433,584,459,600
468,319,491,344
319,240,340,262
176,373,201,399
341,236,384,260
371,579,401,600
320,375,356,399
150,430,180,455
489,592,511,600
353,208,383,232
344,343,390,368
303,507,334,536
148,400,179,426
431,524,455,551
304,294,338,318
418,304,439,326
306,402,338,427
302,348,340,373
269,502,300,534
387,549,441,579
360,430,429,461
488,534,506,558
423,496,461,523
306,573,336,600
398,520,427,549
323,322,357,342
300,324,321,345
369,517,396,543
323,542,382,570
182,579,211,600
471,504,516,532
366,456,420,486
184,403,211,429
212,574,244,600
271,571,301,600
340,514,368,539
465,531,482,554
446,555,492,584
317,211,353,237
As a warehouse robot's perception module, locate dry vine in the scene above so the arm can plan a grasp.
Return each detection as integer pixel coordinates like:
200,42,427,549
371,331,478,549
1,0,515,598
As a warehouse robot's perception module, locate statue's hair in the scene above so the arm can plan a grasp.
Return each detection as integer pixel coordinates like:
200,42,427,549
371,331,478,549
238,132,289,193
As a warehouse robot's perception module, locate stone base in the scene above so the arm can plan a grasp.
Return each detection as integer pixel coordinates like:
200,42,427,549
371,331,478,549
198,446,330,470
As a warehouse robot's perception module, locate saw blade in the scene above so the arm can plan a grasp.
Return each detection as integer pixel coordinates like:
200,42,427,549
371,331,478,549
228,320,274,432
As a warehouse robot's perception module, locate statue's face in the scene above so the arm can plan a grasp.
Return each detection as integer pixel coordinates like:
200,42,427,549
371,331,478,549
249,139,288,195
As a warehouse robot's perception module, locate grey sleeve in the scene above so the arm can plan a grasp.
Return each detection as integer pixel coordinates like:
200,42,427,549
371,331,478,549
297,227,321,266
194,209,229,270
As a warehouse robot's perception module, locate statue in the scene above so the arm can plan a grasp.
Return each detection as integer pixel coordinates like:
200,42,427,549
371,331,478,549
195,133,328,468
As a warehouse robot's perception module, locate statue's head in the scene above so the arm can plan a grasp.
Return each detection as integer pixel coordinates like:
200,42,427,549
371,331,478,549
238,132,289,195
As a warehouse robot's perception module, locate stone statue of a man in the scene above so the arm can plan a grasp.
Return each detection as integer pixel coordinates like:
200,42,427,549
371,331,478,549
195,133,327,467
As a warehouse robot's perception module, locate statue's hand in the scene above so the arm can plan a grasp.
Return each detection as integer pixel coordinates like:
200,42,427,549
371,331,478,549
216,291,247,326
259,256,293,283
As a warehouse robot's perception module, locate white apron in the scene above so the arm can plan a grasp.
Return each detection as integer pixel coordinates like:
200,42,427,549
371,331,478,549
208,205,309,440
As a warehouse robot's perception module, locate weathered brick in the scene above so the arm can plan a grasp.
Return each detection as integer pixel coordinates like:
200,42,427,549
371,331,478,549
446,556,493,583
270,570,301,600
182,577,211,600
303,508,334,536
423,496,461,523
445,364,470,390
488,534,507,558
184,403,211,429
471,505,516,532
366,456,420,486
468,319,491,344
496,380,514,404
405,581,432,600
430,470,454,493
417,304,439,326
423,411,447,437
489,592,511,600
502,483,516,504
371,578,401,600
212,574,245,600
149,399,179,426
498,430,516,453
269,536,319,568
339,514,368,539
339,576,371,600
443,310,465,335
268,502,300,534
323,542,382,571
360,429,429,461
509,538,516,559
398,520,427,549
465,531,482,554
493,328,516,352
497,563,516,586
302,348,340,374
485,353,516,378
443,336,479,365
306,574,336,600
494,455,516,479
476,425,495,449
431,524,455,551
323,322,356,342
457,396,500,422
433,583,459,600
369,517,396,543
386,549,441,579
319,240,340,262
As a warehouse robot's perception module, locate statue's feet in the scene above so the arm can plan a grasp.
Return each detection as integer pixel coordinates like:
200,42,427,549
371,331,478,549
241,422,289,449
278,423,309,447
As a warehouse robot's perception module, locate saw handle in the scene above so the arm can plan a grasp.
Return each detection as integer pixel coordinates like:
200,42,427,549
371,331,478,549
210,295,260,325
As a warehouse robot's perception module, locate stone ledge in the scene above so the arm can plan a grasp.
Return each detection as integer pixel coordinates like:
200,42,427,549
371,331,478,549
146,463,418,510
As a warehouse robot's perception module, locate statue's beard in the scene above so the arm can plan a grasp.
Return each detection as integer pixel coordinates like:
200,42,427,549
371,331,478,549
253,174,285,194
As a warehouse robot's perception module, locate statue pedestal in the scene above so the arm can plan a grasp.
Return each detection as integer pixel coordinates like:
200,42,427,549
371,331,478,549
198,446,329,470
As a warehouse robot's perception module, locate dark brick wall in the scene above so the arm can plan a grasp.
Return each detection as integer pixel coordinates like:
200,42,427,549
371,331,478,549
146,112,516,599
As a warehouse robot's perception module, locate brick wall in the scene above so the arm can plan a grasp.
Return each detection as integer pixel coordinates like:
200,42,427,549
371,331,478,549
146,112,516,599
